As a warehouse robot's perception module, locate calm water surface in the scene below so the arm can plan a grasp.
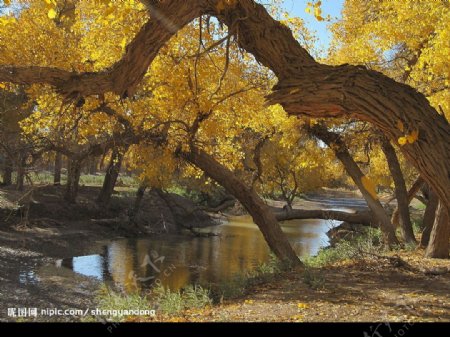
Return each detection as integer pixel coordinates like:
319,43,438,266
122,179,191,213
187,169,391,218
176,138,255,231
55,215,341,292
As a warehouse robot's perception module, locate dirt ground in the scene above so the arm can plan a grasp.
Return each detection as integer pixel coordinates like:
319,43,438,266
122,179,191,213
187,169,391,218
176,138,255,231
0,185,148,322
0,215,125,322
154,252,450,322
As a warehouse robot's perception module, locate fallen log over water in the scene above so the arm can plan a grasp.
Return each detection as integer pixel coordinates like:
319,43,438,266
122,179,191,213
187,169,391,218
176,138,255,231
274,209,373,226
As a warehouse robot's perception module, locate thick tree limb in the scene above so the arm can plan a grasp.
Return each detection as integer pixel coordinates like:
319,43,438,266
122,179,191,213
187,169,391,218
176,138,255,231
2,0,447,255
421,189,439,248
391,175,425,227
380,135,416,243
182,146,302,266
0,0,448,206
0,0,212,98
308,124,399,246
425,204,450,258
275,209,373,226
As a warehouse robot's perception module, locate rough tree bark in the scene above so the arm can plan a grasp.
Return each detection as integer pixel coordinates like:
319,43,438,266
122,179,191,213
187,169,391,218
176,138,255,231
132,183,148,216
0,0,448,255
309,125,399,246
128,182,148,226
0,0,447,202
425,204,450,259
2,157,13,186
420,188,439,248
88,156,98,175
97,148,124,205
65,159,82,203
183,146,302,267
54,152,62,186
391,175,424,227
98,151,108,171
380,136,416,243
16,154,26,191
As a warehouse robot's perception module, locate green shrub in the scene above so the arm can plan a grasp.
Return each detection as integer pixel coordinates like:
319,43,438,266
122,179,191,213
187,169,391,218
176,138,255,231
93,285,152,322
304,227,385,268
213,274,248,300
152,284,212,315
93,284,213,319
183,285,213,309
154,288,184,315
302,266,325,290
211,254,284,301
412,220,424,235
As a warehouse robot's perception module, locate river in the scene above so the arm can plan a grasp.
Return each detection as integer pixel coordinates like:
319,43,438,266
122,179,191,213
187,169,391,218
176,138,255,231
54,215,343,292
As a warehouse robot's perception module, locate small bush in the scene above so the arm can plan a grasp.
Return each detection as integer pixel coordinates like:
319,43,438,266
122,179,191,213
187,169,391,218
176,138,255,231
212,254,284,301
154,288,184,315
213,274,248,300
152,284,212,315
303,240,357,267
304,227,385,267
302,266,325,290
412,220,424,235
255,253,282,275
94,284,213,319
93,285,153,322
183,285,213,309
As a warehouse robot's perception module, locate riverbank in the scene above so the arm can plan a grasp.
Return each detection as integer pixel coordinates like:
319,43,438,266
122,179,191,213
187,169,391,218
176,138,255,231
0,184,359,321
0,184,221,321
174,248,450,322
2,184,443,323
82,230,450,323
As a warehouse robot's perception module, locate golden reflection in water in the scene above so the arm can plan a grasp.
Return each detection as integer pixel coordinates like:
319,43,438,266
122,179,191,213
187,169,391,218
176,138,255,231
102,216,331,292
107,240,138,292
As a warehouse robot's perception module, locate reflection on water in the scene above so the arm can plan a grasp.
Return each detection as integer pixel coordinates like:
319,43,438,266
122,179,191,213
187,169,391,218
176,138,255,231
56,216,340,292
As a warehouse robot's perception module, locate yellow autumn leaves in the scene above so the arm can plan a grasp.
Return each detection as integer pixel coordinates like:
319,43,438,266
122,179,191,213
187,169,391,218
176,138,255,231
47,8,56,19
44,0,58,19
328,0,449,122
398,130,419,146
361,176,378,200
305,1,326,22
396,120,419,146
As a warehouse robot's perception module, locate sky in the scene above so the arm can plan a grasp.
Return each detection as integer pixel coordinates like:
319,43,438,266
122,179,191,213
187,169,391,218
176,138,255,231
281,0,345,53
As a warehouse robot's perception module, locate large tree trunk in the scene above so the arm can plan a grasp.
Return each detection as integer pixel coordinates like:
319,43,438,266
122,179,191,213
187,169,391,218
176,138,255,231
275,209,373,226
425,203,449,259
128,182,148,226
97,149,124,205
98,151,108,171
391,175,424,228
0,0,447,206
421,189,439,248
132,183,147,216
310,125,399,246
88,156,98,175
53,152,62,186
65,159,81,203
183,147,302,267
380,136,416,243
16,154,26,191
0,0,448,250
2,156,13,186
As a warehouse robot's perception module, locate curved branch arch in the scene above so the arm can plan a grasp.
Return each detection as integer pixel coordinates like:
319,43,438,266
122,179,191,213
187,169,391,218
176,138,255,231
218,1,449,208
0,0,448,205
